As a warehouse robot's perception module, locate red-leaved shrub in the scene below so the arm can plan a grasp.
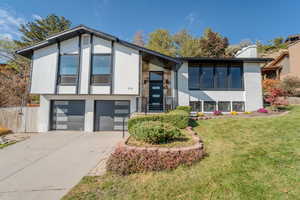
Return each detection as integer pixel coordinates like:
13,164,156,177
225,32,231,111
106,145,204,175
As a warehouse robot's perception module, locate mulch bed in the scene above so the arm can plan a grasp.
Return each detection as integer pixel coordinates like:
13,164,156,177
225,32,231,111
193,110,290,120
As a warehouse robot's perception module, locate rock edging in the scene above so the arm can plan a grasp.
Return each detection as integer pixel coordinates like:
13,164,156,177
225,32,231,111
106,127,205,175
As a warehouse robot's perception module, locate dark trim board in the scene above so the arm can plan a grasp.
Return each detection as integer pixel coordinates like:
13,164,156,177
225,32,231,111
110,41,115,94
54,41,60,94
76,34,82,94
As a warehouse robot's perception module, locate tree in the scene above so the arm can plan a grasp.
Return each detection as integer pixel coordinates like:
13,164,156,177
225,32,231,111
173,29,202,57
0,14,71,107
146,29,176,56
16,14,71,47
133,31,145,47
198,28,229,57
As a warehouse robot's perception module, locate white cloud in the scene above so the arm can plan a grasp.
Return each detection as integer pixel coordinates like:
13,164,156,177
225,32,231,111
32,14,42,20
0,8,25,40
185,12,201,27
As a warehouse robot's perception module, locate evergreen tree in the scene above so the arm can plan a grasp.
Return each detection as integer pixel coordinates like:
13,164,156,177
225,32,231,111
16,14,71,47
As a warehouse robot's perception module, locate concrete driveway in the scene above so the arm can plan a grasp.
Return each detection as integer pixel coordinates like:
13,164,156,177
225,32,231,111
0,131,123,200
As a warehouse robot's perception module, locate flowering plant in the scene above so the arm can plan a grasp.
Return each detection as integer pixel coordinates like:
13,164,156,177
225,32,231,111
197,112,205,117
213,110,223,115
257,108,268,113
244,111,252,114
230,111,238,115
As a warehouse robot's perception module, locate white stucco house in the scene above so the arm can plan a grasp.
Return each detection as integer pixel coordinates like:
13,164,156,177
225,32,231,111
16,25,272,132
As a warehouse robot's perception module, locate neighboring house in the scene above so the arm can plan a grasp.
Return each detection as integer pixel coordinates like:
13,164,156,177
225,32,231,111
262,41,300,80
16,25,271,132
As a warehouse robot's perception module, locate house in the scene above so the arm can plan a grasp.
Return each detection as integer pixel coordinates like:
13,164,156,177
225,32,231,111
262,41,300,80
16,25,271,132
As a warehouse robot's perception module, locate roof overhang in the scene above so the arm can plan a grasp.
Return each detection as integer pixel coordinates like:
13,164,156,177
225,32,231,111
16,25,118,58
180,57,273,63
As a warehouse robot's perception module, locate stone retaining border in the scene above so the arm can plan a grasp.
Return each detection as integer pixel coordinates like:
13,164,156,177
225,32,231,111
106,127,205,175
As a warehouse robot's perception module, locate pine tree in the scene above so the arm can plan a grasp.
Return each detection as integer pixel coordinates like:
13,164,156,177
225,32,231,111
16,14,71,47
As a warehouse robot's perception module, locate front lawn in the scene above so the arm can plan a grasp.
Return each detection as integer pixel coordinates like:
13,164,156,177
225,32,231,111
63,106,300,200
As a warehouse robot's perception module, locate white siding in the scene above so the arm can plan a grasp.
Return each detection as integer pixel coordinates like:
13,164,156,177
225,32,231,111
93,36,112,53
60,37,79,54
80,34,91,94
39,95,50,132
90,85,110,94
113,43,139,95
31,44,58,94
57,85,77,94
244,62,263,111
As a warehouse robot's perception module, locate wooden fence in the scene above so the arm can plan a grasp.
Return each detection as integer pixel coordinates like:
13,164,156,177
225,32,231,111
0,107,39,133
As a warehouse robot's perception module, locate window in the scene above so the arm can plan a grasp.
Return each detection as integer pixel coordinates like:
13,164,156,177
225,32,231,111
150,71,163,81
188,62,243,90
201,65,214,89
58,54,79,85
230,66,243,89
215,65,227,89
91,54,111,85
232,101,245,112
190,101,202,112
218,101,231,112
188,67,200,89
204,101,216,112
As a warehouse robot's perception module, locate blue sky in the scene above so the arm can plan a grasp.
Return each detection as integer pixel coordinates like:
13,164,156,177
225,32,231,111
0,0,300,44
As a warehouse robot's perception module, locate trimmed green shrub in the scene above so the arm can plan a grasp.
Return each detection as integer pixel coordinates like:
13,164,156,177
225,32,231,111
128,110,189,131
130,121,181,144
176,106,192,113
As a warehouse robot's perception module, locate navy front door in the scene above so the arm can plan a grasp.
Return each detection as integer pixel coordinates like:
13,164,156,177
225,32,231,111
149,71,164,111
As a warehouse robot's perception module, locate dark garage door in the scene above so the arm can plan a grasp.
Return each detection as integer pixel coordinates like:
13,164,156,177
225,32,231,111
51,100,85,131
95,100,130,131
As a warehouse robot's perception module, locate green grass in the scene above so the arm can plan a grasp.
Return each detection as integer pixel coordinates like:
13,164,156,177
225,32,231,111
62,106,300,200
0,141,16,149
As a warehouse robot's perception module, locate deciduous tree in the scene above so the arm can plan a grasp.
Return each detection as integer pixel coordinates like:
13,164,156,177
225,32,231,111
146,29,176,56
133,31,145,47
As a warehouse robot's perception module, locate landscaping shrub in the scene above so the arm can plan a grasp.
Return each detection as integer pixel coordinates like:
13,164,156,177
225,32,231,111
257,108,268,113
213,110,222,115
106,145,203,175
130,121,181,144
176,106,192,113
128,110,189,130
0,127,11,137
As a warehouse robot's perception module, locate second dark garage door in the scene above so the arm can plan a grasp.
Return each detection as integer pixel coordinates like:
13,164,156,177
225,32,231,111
94,100,130,131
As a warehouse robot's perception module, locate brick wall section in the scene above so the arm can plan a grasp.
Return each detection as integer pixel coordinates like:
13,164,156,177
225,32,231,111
106,127,205,175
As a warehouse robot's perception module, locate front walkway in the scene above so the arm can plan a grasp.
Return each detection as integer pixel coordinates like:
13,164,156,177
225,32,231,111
0,131,123,200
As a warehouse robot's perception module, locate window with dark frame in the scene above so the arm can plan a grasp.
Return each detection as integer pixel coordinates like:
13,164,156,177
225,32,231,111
188,62,243,90
218,101,231,112
232,101,245,112
58,54,79,85
204,101,216,112
190,101,202,112
91,54,111,85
